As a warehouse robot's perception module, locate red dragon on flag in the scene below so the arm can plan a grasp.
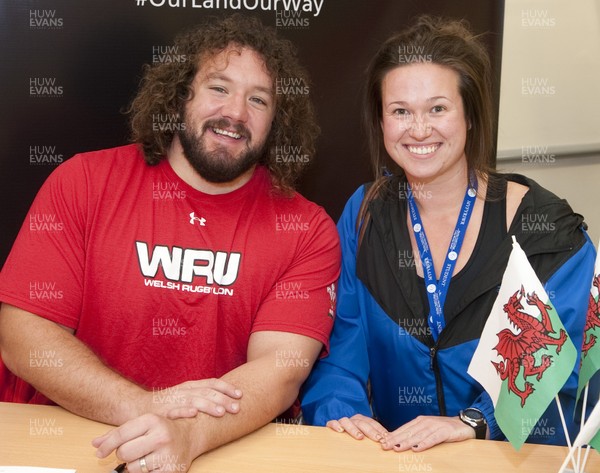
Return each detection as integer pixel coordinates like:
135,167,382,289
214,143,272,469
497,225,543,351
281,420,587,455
582,274,600,356
492,285,568,407
469,237,577,450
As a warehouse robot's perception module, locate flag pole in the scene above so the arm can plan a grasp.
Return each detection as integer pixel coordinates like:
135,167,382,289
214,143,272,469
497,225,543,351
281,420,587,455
580,446,591,473
579,391,600,473
576,384,590,471
558,445,578,473
556,395,579,473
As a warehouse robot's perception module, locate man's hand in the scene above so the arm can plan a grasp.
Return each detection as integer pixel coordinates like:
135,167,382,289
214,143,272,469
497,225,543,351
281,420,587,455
326,414,389,442
145,379,243,419
92,331,322,471
380,416,475,452
93,414,196,473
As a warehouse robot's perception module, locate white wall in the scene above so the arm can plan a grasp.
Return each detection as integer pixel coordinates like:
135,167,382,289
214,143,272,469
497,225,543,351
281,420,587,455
497,0,600,246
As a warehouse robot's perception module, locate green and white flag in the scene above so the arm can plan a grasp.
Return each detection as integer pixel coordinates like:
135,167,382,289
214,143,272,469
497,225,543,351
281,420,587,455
468,237,577,450
577,245,600,451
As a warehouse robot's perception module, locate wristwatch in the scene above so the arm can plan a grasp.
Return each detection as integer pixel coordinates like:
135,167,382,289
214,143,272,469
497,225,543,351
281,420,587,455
459,408,487,440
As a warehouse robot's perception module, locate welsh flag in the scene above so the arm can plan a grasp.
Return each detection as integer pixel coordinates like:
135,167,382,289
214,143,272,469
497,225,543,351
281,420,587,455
468,237,577,450
576,245,600,450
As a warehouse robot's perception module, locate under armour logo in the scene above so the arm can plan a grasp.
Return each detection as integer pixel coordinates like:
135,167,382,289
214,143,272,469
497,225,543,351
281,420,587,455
189,212,206,227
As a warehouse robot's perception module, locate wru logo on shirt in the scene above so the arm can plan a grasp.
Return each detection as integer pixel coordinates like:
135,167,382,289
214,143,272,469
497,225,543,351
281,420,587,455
136,241,241,296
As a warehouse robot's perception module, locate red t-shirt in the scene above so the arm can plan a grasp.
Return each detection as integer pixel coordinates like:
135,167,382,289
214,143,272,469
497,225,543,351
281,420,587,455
0,144,340,403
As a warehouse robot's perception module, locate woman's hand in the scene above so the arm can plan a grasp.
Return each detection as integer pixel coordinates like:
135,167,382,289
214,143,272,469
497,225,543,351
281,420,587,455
326,414,389,442
380,415,475,452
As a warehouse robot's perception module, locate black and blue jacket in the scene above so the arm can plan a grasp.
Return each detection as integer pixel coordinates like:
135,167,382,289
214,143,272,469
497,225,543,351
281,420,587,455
301,174,596,445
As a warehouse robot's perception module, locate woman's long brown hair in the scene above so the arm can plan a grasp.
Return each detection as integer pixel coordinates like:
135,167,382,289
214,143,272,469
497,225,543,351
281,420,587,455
357,16,500,245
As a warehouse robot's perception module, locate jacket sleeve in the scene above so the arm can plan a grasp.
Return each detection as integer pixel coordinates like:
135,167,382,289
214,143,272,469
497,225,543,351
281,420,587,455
300,186,373,425
470,390,504,440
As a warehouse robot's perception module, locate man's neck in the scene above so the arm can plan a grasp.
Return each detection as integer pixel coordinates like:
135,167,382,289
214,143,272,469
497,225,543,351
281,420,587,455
167,136,255,195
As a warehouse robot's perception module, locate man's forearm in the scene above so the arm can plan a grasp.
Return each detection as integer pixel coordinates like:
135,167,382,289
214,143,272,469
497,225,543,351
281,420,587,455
186,334,320,458
91,331,323,472
0,304,146,425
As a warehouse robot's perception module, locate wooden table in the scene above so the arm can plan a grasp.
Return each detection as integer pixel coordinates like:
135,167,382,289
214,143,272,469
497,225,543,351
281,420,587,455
1,402,598,472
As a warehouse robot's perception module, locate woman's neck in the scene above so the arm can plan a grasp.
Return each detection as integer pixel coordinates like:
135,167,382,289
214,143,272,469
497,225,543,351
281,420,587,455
406,168,474,217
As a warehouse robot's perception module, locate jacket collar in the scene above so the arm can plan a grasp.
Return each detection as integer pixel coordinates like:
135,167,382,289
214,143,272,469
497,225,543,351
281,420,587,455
360,173,585,326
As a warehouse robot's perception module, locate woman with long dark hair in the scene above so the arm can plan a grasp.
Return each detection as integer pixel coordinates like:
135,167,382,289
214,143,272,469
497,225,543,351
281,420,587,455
301,16,595,452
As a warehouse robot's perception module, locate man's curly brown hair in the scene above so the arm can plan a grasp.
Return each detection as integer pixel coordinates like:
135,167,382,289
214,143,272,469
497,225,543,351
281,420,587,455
128,14,319,193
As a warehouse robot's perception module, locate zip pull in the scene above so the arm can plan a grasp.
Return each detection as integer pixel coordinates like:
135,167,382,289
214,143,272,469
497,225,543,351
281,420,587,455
430,346,436,370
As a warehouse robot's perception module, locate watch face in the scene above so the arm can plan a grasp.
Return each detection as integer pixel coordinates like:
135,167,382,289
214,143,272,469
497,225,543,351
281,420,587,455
464,408,484,421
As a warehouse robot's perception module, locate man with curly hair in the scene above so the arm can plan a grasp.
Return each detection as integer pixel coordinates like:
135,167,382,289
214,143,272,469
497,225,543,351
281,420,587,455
0,15,340,472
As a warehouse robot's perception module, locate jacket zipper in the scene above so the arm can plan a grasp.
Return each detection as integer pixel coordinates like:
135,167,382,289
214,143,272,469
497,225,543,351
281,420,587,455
429,345,446,416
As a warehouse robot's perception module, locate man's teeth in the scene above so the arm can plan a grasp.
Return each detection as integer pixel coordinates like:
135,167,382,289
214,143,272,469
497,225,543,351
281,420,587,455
407,145,439,155
213,128,242,139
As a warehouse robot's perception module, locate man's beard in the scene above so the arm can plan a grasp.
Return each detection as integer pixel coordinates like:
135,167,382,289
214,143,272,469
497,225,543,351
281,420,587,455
178,116,267,184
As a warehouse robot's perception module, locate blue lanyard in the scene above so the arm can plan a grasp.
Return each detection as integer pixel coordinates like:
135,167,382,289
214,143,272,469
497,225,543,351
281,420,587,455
406,174,478,341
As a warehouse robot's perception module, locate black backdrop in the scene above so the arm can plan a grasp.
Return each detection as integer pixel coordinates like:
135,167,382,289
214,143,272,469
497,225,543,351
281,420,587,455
0,0,504,266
